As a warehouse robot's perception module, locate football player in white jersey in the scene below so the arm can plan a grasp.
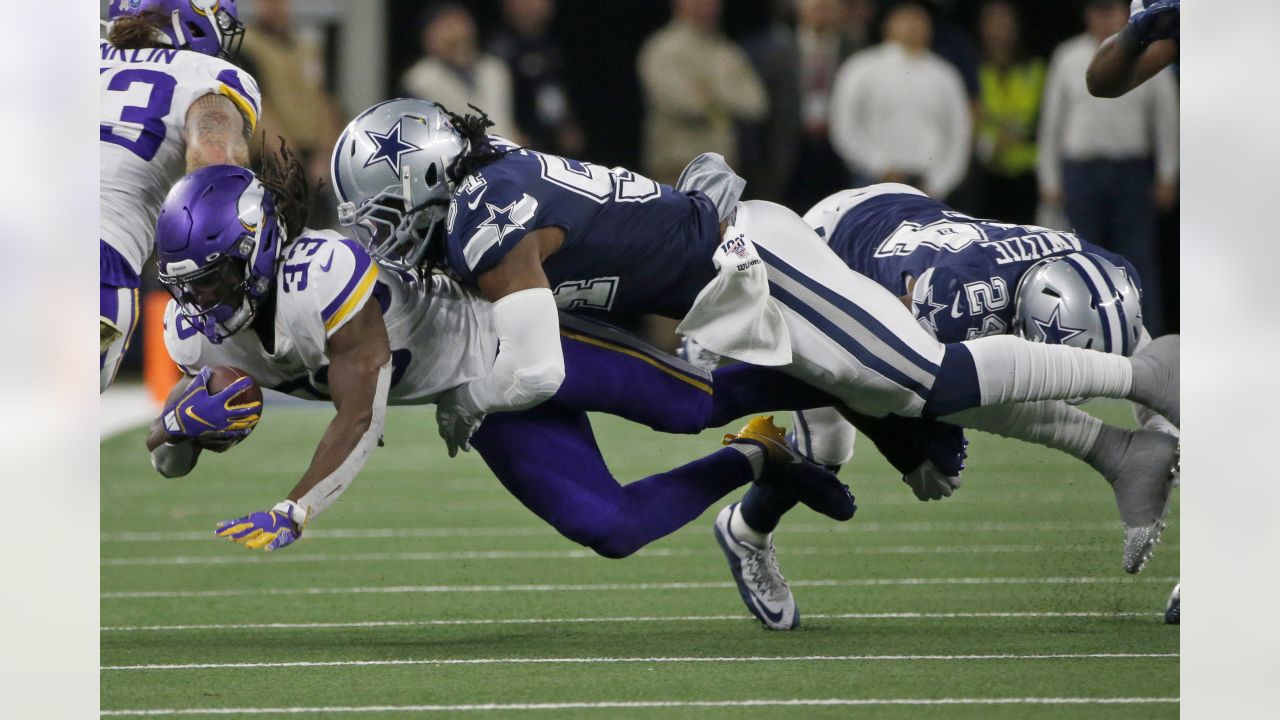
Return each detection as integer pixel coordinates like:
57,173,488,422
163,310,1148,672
146,153,854,555
100,0,261,391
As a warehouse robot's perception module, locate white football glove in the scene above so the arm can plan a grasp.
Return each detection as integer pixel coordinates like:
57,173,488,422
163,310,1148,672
436,384,485,458
901,460,963,502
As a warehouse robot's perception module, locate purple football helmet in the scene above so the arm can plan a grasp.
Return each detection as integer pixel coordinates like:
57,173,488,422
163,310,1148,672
155,165,282,343
108,0,245,60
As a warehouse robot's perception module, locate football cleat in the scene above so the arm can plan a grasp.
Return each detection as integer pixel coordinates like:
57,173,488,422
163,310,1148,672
724,416,856,521
1164,583,1180,625
713,504,798,630
1109,430,1179,573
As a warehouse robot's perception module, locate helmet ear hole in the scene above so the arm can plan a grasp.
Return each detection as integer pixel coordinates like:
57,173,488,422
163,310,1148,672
425,163,438,187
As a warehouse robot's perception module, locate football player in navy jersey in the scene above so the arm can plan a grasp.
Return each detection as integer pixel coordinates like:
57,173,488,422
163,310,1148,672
711,184,1178,627
332,100,1180,628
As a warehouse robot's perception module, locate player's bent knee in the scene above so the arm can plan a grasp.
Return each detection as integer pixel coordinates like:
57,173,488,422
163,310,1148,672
645,396,715,435
586,532,642,559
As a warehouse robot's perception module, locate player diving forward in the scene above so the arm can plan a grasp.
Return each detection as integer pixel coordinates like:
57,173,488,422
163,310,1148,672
100,0,260,391
712,184,1180,627
145,155,858,557
330,99,1179,500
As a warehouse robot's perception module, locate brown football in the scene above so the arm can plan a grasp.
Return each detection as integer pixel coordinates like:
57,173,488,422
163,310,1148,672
206,366,263,405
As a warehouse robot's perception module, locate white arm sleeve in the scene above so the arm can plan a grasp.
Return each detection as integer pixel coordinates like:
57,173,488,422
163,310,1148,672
461,287,565,414
293,360,392,525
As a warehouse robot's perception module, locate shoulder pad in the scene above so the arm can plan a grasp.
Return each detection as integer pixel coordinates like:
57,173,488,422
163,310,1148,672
279,234,380,338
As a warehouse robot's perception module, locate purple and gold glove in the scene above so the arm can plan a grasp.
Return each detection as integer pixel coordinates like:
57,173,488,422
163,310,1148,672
163,367,262,444
1125,0,1179,47
215,500,307,552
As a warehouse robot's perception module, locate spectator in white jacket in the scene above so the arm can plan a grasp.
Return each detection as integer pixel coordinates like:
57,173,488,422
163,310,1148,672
400,3,521,141
828,0,971,200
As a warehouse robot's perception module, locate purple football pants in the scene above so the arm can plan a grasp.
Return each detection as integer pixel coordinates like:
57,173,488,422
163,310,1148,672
469,314,837,558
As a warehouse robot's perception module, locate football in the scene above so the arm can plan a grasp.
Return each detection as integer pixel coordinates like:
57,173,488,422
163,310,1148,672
206,365,263,406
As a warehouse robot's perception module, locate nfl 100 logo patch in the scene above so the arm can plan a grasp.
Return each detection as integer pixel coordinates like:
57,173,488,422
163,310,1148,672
720,234,750,259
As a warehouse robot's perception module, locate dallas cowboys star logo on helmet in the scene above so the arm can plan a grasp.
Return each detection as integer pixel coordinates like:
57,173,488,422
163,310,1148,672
912,284,949,334
363,119,422,175
1033,306,1086,344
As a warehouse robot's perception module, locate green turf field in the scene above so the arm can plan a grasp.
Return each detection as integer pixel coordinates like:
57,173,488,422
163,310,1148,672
101,400,1178,718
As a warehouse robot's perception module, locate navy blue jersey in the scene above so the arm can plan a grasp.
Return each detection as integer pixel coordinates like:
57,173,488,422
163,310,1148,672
444,140,721,320
827,191,1139,343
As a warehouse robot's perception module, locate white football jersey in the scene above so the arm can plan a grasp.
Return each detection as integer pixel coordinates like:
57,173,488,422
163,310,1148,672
164,230,498,404
100,41,262,275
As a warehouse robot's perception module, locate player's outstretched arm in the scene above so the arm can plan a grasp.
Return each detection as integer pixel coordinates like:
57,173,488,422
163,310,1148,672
215,302,392,552
435,228,567,457
1087,0,1179,98
184,93,251,172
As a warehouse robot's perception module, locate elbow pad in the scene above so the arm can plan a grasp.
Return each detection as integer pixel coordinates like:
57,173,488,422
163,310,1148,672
467,288,566,413
150,441,200,479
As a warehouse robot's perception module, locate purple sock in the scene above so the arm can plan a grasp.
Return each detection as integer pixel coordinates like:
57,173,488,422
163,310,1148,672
739,483,800,535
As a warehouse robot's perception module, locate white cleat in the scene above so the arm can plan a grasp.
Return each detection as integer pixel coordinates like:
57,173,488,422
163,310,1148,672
1122,522,1166,575
1164,583,1180,625
1111,432,1179,574
713,504,798,630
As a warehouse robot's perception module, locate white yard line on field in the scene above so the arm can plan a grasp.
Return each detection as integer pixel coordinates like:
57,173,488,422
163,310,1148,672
101,543,1171,567
101,575,1178,600
102,652,1179,672
100,520,1126,543
100,697,1180,716
101,610,1152,633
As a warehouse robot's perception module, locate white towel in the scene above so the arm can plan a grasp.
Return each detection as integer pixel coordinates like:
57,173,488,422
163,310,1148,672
677,204,793,366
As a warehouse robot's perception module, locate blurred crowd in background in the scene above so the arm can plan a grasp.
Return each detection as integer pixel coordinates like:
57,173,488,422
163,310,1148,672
101,0,1179,376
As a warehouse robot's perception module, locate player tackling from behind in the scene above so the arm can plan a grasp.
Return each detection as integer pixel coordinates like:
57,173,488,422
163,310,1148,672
327,99,1180,629
100,0,261,391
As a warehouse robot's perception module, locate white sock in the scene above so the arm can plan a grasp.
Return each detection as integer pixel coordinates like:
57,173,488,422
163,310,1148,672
943,400,1103,462
730,503,770,546
962,335,1133,405
726,443,765,480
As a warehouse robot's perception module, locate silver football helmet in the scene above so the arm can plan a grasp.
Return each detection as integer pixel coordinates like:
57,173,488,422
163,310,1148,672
331,98,465,270
1013,252,1144,356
